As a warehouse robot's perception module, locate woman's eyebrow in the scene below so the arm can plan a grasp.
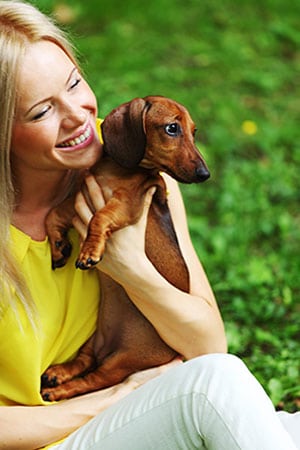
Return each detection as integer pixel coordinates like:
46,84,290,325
67,66,78,84
24,66,78,115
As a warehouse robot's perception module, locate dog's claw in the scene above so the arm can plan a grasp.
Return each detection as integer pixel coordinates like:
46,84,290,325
75,260,87,270
52,242,72,269
52,258,66,270
41,391,52,402
75,257,100,270
61,243,72,258
75,260,92,270
48,377,58,388
55,240,63,249
41,373,48,386
87,257,99,266
41,374,58,388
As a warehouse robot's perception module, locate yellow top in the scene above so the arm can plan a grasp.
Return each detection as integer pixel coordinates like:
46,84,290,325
0,119,104,447
0,226,100,407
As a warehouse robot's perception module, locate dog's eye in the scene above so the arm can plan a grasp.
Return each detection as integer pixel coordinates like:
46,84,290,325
165,123,181,137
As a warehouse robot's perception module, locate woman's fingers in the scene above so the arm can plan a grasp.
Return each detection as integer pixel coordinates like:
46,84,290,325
74,176,105,219
72,175,105,241
136,186,156,230
74,191,93,225
126,357,183,389
143,186,156,211
72,214,88,242
84,174,106,211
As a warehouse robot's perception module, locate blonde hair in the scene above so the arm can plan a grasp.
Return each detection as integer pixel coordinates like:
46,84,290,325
0,0,78,319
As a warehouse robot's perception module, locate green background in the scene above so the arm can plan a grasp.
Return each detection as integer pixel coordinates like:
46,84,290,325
30,0,299,410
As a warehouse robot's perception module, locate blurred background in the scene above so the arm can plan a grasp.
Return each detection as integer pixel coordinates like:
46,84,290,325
31,0,299,410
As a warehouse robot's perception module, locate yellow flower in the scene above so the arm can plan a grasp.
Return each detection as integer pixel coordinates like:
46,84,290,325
241,120,258,135
53,4,77,24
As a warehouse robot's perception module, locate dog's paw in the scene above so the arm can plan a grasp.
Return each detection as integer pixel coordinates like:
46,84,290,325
41,373,58,388
75,240,105,270
75,256,102,270
40,364,73,389
50,236,72,269
51,241,72,269
41,389,55,402
40,386,66,402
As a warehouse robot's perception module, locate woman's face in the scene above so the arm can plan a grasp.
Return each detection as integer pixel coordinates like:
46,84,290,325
11,40,101,173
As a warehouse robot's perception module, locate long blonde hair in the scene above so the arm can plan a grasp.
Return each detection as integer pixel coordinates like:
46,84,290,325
0,0,78,319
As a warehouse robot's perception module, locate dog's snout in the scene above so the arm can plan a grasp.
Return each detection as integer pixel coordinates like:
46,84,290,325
196,166,210,182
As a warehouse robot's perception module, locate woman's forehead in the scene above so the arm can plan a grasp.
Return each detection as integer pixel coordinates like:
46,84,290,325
16,41,75,111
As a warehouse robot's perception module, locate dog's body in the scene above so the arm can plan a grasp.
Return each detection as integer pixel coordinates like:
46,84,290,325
41,96,210,401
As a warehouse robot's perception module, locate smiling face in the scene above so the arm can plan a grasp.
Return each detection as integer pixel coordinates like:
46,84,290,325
11,40,101,175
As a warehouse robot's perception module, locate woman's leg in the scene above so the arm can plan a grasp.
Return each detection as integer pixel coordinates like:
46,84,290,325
278,411,300,448
55,354,298,450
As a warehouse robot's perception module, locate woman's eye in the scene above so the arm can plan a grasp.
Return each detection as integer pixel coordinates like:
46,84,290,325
69,77,81,90
32,105,51,121
165,123,181,136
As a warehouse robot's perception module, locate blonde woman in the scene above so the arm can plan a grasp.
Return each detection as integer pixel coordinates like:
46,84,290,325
0,1,299,449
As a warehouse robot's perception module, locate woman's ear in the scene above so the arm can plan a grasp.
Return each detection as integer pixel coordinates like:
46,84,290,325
101,97,149,168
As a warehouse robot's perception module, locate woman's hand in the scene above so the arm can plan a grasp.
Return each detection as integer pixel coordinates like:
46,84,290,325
0,359,182,450
125,356,183,389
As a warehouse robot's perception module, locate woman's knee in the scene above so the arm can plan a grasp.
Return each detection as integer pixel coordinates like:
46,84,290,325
187,353,247,379
179,353,252,397
129,353,253,412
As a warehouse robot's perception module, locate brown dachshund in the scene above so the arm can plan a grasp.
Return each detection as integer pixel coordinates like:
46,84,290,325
41,95,210,401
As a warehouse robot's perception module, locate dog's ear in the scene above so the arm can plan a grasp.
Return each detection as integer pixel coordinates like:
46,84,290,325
101,97,149,169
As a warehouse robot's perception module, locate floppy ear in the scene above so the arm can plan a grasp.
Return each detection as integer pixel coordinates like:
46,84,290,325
101,97,149,169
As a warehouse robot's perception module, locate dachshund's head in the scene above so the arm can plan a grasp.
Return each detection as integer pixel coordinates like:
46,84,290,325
101,95,210,183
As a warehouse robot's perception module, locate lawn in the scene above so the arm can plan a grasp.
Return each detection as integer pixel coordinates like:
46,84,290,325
33,0,299,411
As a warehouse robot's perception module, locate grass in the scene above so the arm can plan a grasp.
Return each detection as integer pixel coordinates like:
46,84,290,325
32,0,300,411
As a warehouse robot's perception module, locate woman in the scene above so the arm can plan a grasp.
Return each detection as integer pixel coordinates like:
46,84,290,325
0,1,298,449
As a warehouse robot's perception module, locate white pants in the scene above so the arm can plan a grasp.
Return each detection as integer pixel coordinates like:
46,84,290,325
54,354,299,449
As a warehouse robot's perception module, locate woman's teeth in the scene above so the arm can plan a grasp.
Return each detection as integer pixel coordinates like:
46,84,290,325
58,127,91,147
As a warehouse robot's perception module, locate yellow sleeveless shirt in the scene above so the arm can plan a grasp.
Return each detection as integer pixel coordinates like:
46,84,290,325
0,120,103,408
1,226,99,407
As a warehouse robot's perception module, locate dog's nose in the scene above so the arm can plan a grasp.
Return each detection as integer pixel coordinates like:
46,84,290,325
196,166,210,182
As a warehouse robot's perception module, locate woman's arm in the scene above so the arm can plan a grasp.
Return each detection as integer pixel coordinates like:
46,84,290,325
74,175,227,360
123,173,227,359
0,362,180,450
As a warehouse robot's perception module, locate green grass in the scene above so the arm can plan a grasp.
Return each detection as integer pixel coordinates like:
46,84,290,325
31,0,300,411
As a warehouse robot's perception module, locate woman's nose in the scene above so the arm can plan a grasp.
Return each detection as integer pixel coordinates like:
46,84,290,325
62,107,86,128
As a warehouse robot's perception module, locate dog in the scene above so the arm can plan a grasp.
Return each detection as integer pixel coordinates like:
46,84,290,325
41,95,210,401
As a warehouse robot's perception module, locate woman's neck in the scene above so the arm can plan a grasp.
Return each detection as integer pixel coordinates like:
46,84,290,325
12,206,54,241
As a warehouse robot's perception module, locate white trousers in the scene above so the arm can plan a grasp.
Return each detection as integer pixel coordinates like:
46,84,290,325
54,354,299,449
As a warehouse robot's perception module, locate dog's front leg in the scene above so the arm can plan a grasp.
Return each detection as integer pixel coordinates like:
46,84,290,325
45,196,76,268
40,335,96,401
75,192,139,269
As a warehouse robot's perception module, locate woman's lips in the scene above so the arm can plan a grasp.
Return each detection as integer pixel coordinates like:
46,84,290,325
56,124,94,150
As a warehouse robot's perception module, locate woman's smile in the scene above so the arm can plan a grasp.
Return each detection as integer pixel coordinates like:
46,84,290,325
56,122,94,150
